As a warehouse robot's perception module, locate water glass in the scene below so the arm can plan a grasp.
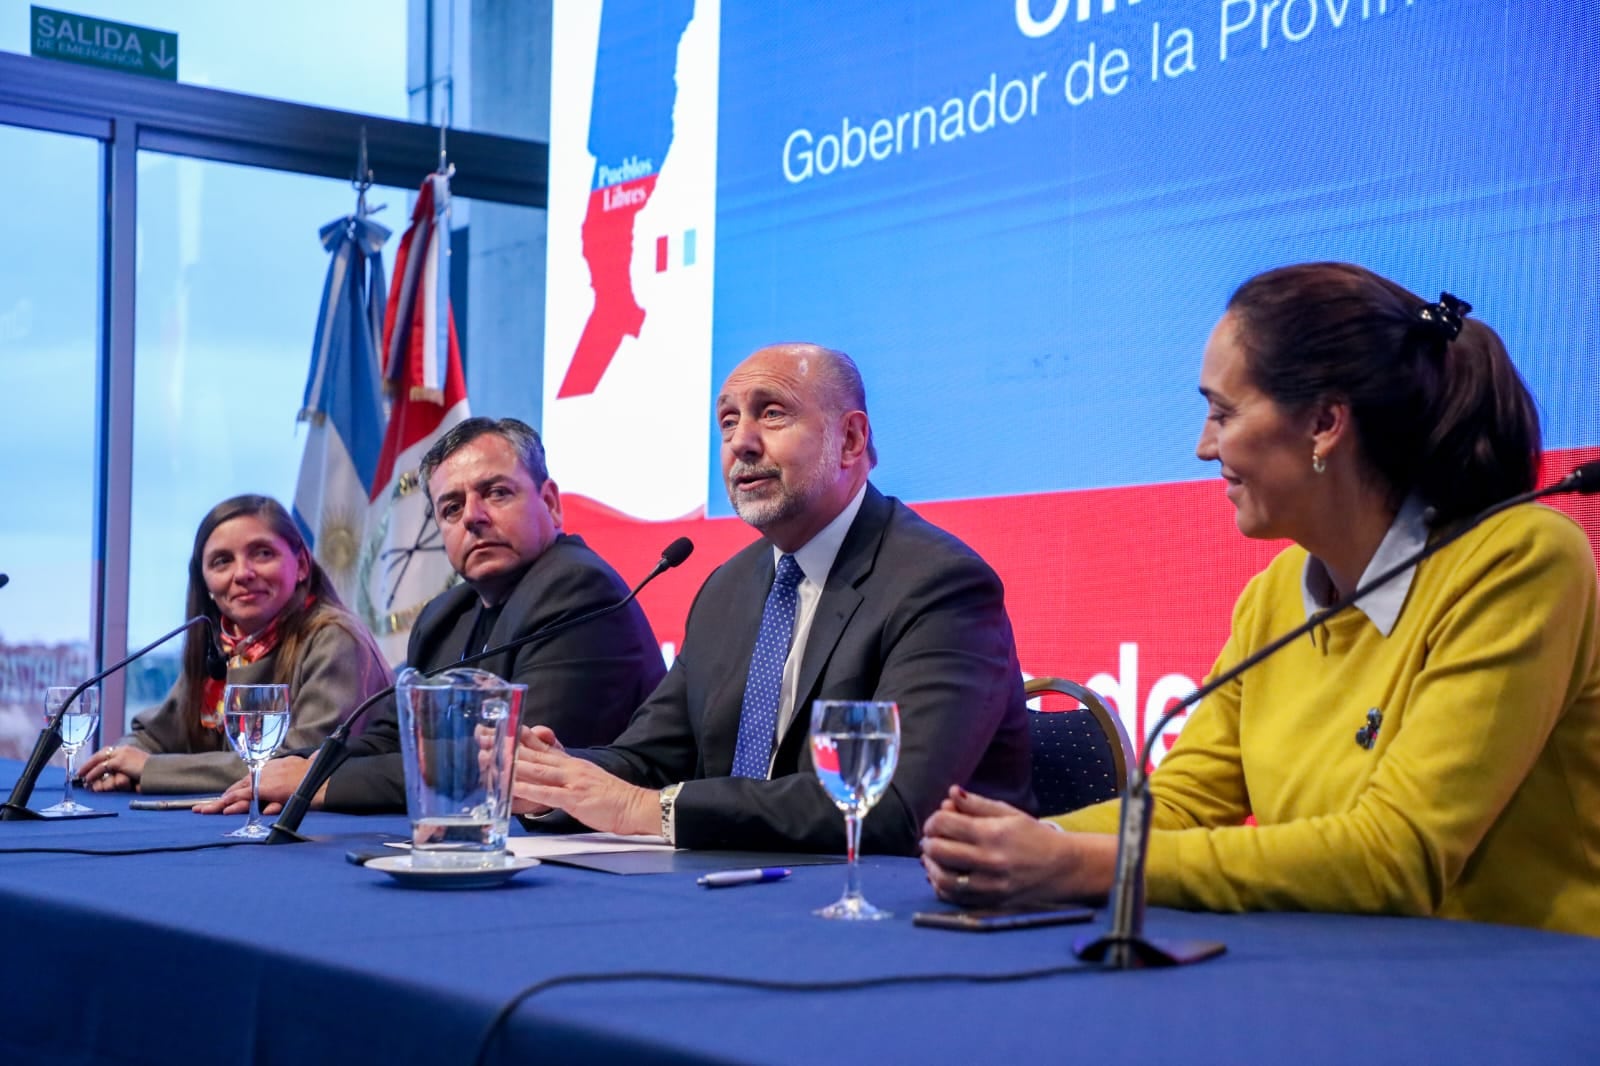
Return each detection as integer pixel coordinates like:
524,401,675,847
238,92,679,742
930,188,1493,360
221,684,291,840
43,685,100,815
809,699,901,920
396,668,525,868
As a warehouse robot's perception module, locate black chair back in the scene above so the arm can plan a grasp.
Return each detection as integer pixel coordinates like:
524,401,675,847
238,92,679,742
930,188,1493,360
1024,677,1133,817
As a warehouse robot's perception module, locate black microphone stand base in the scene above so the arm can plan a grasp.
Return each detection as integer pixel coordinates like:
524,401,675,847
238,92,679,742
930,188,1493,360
1074,933,1225,969
0,802,118,822
263,822,319,845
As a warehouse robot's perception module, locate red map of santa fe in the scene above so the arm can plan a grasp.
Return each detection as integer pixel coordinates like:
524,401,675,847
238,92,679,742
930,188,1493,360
557,174,659,398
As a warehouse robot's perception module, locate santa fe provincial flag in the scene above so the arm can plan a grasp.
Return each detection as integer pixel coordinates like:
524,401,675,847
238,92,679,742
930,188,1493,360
359,172,470,664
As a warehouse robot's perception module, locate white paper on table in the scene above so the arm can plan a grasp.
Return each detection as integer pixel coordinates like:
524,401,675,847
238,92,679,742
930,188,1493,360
505,832,675,859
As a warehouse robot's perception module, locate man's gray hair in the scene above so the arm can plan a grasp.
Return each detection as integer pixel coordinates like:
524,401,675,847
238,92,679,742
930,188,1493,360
776,343,877,468
815,347,877,468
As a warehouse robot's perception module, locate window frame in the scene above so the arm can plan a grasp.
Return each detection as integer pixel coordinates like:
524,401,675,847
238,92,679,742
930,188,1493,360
0,50,547,726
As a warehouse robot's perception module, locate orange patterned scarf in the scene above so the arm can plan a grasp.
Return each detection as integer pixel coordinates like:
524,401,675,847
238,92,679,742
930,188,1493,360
198,597,313,731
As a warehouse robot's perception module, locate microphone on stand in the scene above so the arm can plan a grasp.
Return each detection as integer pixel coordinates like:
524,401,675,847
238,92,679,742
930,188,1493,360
1,615,228,822
266,537,696,844
1074,459,1600,969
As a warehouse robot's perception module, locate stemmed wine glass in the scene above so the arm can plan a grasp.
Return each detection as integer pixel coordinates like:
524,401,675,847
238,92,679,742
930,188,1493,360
220,683,291,840
42,686,100,815
808,699,901,920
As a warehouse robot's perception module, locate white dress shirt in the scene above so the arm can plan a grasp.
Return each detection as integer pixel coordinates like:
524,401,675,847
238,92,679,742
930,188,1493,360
1301,492,1430,637
756,483,869,776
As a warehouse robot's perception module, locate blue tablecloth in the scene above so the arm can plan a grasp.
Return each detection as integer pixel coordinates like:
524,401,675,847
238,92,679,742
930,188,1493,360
2,764,1597,1064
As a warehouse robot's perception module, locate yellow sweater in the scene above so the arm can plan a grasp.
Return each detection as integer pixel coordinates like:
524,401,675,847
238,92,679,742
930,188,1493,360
1053,503,1600,935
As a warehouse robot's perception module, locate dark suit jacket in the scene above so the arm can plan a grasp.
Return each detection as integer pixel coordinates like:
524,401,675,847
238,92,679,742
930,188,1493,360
324,533,665,812
582,484,1032,854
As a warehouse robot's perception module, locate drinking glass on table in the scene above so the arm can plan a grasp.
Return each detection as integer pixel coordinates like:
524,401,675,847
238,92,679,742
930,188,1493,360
220,684,291,840
809,699,901,920
396,668,524,868
42,686,100,815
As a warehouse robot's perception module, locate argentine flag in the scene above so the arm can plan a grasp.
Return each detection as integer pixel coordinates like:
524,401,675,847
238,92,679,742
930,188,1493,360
293,211,389,609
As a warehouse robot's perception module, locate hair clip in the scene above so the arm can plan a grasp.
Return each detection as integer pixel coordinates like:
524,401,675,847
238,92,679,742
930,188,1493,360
1416,292,1472,341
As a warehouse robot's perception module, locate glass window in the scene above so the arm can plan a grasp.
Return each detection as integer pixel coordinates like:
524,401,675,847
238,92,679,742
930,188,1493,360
126,155,547,728
407,0,550,141
127,154,409,727
453,195,548,431
0,124,101,760
1,1,407,119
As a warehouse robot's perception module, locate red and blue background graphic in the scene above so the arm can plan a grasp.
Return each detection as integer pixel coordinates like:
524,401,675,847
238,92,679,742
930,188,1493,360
551,0,1600,753
555,0,693,401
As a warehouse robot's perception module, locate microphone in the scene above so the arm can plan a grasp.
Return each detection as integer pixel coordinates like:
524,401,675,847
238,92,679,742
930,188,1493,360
0,573,9,590
1074,462,1599,969
266,537,695,843
1554,459,1600,496
203,633,229,682
1,615,225,822
657,536,695,570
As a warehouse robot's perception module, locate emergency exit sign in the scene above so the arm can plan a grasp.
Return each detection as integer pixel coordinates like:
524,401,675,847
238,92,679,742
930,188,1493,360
30,6,178,81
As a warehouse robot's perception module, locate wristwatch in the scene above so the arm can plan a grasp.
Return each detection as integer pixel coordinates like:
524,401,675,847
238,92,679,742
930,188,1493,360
659,782,683,844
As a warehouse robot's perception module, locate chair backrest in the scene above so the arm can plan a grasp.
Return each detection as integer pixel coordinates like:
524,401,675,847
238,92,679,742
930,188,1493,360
1024,676,1134,817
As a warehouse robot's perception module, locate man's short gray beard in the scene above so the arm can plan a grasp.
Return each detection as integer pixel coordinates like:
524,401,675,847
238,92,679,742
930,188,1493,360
726,424,839,533
731,488,801,530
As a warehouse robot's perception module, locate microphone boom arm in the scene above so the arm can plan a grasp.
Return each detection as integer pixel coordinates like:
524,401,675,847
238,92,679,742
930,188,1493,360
1,616,221,821
265,538,694,843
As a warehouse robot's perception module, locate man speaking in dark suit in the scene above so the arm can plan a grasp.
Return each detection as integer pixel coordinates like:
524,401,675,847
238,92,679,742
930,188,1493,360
512,344,1032,854
205,417,664,814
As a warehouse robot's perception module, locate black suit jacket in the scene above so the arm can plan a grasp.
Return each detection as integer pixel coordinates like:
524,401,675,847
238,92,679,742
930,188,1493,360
582,485,1032,854
324,534,665,812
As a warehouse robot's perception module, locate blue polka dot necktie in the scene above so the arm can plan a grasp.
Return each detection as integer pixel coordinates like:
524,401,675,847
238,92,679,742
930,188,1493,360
731,554,805,778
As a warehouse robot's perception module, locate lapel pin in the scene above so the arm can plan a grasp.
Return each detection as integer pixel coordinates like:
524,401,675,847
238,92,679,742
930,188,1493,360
1355,707,1383,750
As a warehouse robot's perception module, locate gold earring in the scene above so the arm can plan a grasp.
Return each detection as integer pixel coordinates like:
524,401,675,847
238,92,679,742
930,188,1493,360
1312,452,1326,475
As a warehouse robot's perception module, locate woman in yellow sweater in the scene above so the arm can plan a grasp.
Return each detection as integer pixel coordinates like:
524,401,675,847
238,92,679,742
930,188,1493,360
921,262,1600,935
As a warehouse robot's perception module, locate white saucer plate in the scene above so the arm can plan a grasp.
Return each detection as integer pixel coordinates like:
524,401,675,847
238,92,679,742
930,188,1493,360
366,853,540,889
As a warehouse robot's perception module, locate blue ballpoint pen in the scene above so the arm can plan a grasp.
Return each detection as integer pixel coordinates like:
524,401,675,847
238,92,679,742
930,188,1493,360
697,867,792,888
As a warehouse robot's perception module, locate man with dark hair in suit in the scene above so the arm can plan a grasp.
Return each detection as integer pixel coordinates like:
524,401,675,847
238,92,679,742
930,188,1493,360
205,417,664,814
512,344,1032,853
